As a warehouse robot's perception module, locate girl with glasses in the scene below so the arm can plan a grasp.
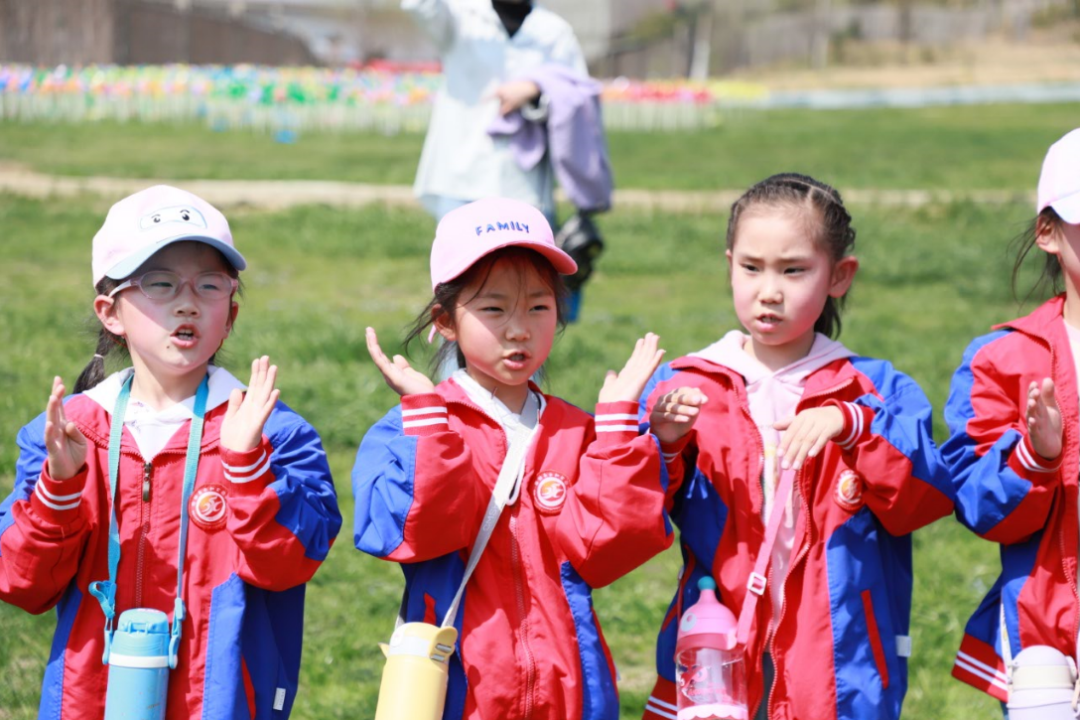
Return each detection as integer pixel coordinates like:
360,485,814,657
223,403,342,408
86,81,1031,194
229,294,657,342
0,185,342,720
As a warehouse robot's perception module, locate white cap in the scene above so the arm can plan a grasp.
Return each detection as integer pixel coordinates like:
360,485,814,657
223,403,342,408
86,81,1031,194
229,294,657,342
1037,128,1080,224
91,185,246,286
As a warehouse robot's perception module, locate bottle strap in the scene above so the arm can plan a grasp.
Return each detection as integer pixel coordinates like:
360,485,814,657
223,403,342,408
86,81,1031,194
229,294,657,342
88,373,209,667
735,462,797,647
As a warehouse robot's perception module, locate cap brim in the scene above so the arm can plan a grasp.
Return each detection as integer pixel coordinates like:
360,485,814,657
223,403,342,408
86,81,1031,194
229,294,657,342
1051,192,1080,224
105,235,247,280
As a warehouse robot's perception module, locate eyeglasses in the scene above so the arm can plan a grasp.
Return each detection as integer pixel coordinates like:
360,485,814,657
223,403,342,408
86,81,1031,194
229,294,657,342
108,271,238,302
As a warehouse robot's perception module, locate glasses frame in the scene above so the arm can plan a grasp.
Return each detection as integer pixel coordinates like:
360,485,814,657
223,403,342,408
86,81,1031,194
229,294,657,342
107,271,239,302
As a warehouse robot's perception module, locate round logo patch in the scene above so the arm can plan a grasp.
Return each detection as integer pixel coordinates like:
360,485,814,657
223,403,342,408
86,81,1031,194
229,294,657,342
190,485,229,532
534,472,569,512
834,470,865,511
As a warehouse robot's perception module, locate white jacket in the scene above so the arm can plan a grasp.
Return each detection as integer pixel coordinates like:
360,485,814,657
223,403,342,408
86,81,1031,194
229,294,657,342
403,0,586,215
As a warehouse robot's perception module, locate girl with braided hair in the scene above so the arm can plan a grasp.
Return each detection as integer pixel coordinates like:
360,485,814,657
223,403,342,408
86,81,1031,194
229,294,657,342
638,173,954,720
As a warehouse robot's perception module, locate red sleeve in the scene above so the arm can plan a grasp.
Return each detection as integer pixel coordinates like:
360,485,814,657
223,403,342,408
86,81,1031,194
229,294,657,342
0,460,92,614
555,401,673,588
223,410,342,591
353,394,487,564
823,380,954,536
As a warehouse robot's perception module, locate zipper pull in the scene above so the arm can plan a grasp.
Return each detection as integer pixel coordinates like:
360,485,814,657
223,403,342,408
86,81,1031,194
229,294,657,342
142,462,152,502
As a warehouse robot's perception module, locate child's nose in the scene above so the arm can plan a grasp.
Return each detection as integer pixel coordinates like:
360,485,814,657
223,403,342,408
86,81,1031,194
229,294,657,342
173,283,201,312
759,275,782,302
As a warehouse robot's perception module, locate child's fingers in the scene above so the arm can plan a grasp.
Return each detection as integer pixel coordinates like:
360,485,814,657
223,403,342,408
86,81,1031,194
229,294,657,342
226,388,243,418
1041,378,1058,410
773,416,793,431
365,327,391,367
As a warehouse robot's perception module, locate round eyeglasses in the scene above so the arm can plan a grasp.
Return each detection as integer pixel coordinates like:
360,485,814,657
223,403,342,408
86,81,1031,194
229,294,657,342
108,271,238,302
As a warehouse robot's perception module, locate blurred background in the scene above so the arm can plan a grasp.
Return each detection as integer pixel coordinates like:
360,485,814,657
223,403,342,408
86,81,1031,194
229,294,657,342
2,1,1080,719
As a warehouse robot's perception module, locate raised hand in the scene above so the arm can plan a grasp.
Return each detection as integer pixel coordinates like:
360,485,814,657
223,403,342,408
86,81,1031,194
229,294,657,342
366,327,435,397
221,356,281,453
44,376,87,481
598,333,666,405
649,386,709,446
1027,378,1062,462
774,406,846,471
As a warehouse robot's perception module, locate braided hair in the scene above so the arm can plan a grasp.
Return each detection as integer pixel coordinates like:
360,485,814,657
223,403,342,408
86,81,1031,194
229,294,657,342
725,173,857,339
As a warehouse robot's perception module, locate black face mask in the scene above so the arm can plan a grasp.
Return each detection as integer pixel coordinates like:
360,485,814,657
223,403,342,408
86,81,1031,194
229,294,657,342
492,0,533,37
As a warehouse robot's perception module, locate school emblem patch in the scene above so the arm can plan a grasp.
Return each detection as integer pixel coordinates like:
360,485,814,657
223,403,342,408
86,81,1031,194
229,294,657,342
534,472,568,512
190,485,229,532
834,470,864,511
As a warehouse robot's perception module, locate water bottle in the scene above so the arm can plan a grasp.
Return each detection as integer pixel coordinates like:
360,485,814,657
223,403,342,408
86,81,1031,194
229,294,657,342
675,577,748,720
1007,645,1080,719
374,622,459,720
103,609,170,720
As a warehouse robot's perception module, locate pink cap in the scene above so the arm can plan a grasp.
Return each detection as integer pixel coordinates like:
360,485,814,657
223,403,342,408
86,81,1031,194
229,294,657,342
429,197,577,289
1038,128,1080,224
676,577,738,652
91,185,246,286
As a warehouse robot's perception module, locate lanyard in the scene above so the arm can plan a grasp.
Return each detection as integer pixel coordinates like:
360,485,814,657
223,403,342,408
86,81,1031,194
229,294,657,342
88,373,209,669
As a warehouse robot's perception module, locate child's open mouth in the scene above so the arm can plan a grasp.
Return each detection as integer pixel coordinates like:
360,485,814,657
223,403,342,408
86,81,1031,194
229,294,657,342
172,326,198,347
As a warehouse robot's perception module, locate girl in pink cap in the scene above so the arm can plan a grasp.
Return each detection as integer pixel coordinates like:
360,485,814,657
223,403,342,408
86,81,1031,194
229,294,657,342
354,196,674,720
945,129,1080,717
0,185,341,720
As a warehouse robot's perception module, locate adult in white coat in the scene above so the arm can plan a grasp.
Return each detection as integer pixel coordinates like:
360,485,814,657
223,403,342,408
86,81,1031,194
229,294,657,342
403,0,587,221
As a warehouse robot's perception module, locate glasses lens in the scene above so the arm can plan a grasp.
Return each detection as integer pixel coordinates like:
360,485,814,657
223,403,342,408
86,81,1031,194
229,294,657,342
194,272,233,299
139,271,181,300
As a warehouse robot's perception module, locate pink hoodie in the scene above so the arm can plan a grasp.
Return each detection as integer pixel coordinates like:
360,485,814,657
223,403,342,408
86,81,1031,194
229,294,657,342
690,330,855,634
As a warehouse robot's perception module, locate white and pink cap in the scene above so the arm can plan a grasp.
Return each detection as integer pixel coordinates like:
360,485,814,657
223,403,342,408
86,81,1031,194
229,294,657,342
91,185,246,286
1038,128,1080,224
429,197,577,289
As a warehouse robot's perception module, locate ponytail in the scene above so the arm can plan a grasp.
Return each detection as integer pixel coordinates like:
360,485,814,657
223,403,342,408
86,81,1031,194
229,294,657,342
74,329,117,393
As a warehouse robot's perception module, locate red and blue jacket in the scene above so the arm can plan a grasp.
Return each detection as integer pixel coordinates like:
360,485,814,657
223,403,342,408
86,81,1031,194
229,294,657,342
638,354,953,720
0,368,342,720
944,296,1080,701
352,377,673,720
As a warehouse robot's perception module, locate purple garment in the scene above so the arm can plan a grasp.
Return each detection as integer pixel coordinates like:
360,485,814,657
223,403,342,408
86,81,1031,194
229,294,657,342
487,64,613,213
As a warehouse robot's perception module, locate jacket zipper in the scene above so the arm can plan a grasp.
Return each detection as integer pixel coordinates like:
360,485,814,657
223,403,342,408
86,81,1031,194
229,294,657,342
135,461,152,607
510,511,537,720
766,378,853,720
448,396,540,716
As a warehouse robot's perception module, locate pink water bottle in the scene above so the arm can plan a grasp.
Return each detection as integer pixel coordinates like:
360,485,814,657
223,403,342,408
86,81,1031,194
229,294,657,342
675,577,749,720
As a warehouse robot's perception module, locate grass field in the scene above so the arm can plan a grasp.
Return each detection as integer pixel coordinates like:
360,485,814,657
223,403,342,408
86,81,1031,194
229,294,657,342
1,102,1079,192
0,104,1072,719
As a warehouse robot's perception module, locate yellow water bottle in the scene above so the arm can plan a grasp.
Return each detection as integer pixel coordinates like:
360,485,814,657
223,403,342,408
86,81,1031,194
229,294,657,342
374,622,459,720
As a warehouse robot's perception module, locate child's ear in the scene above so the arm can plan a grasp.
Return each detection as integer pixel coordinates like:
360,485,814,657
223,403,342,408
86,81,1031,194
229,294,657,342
1035,216,1062,255
225,301,239,336
828,256,859,298
93,295,124,338
432,304,455,342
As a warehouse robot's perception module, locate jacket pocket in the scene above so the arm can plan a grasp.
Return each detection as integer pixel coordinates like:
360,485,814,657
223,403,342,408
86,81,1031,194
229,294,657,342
861,589,890,690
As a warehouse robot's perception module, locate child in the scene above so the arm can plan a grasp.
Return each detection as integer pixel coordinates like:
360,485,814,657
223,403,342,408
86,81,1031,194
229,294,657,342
638,174,954,720
945,128,1080,707
353,196,673,720
0,185,342,719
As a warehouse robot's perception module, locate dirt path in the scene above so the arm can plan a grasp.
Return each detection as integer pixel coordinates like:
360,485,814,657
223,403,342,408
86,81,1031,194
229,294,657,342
0,162,1035,212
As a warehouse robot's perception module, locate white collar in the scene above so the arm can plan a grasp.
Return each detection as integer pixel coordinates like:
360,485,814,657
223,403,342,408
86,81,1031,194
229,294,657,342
452,369,543,431
82,365,245,415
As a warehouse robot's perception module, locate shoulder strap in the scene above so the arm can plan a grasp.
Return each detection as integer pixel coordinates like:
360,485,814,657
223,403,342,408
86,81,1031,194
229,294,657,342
735,458,797,647
440,421,538,628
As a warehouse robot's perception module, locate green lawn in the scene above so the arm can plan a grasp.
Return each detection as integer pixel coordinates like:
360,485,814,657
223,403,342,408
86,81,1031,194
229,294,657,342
0,186,1043,718
1,101,1078,191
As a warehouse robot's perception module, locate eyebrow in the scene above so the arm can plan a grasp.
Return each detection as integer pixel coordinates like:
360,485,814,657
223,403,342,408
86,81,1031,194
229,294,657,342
473,289,555,300
735,252,814,263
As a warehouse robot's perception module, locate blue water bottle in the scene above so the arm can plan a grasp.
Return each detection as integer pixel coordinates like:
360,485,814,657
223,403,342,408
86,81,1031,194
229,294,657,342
103,609,171,720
